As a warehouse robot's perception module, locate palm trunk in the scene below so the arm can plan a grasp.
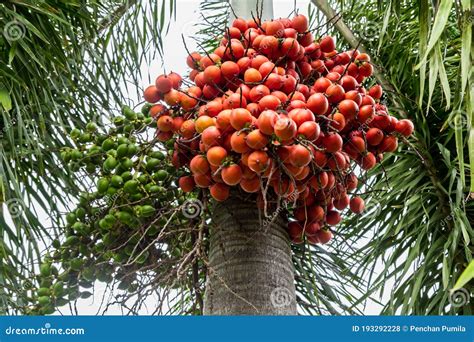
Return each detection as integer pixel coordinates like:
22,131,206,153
203,194,297,315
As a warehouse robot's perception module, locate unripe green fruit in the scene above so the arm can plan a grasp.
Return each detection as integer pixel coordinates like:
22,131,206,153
86,122,97,133
120,158,133,170
106,186,118,196
53,281,64,296
70,258,84,271
66,212,77,225
135,205,155,218
40,263,51,277
117,137,129,145
71,150,82,160
76,207,86,220
37,287,50,297
150,151,165,160
154,170,168,181
70,128,81,139
116,144,129,158
104,156,117,171
123,180,139,194
127,143,138,156
122,106,137,120
146,158,160,171
97,178,109,194
113,116,124,126
101,138,115,151
121,171,132,181
38,296,51,306
79,133,92,143
141,103,152,115
111,175,123,187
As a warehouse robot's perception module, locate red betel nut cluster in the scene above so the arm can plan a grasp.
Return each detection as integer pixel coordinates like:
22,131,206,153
143,14,414,245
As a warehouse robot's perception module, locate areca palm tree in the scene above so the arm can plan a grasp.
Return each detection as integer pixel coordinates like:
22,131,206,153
1,0,472,316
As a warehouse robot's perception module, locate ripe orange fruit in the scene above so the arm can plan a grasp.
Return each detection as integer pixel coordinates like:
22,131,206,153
155,75,173,93
257,110,278,135
157,115,174,132
190,155,210,175
395,119,414,137
274,117,297,140
195,115,215,133
194,173,212,188
289,145,311,167
144,85,162,103
210,183,230,201
230,108,253,130
350,196,365,213
207,146,228,166
246,129,269,150
247,150,270,173
179,176,195,192
230,131,250,153
180,120,196,139
366,128,384,146
221,164,243,186
201,126,222,147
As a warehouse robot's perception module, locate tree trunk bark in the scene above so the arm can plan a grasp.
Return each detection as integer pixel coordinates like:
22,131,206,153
203,194,297,315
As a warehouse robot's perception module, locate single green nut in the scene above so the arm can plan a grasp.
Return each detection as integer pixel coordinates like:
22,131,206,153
138,174,148,184
40,263,51,277
66,212,77,225
61,151,71,162
52,239,61,249
111,175,124,187
144,117,154,126
97,178,109,194
38,296,51,306
116,144,129,158
121,171,132,181
135,205,155,218
123,124,134,133
141,103,152,115
117,136,129,145
70,150,82,160
154,169,168,181
127,143,139,156
104,214,117,225
86,122,97,133
150,151,165,160
99,218,112,230
122,106,136,120
70,258,84,271
120,158,133,170
73,222,88,235
113,116,124,126
37,287,50,297
70,128,81,139
123,179,139,194
76,207,86,220
146,158,160,171
64,235,79,246
106,186,118,196
101,138,115,151
116,211,133,224
53,281,64,296
79,133,92,143
104,156,117,171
